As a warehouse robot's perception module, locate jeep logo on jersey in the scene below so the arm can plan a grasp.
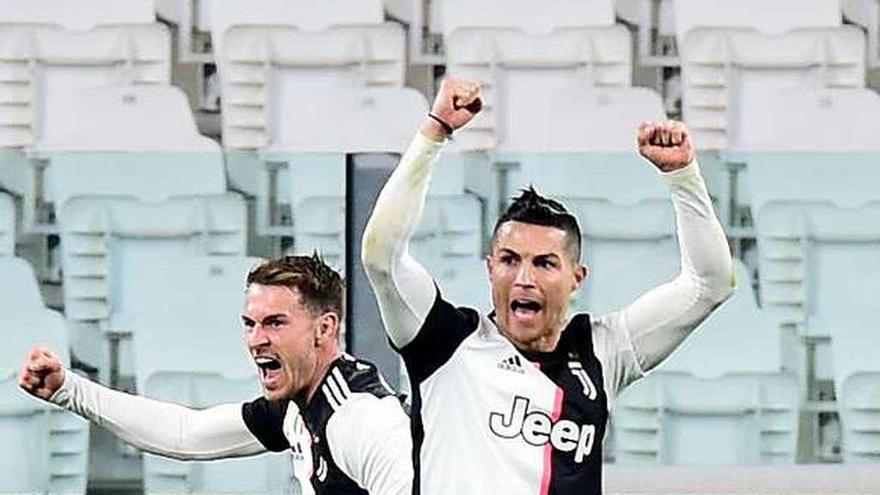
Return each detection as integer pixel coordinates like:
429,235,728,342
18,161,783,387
489,396,596,463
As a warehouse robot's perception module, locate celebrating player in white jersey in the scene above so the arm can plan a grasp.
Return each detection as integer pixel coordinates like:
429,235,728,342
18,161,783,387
361,78,734,494
19,254,412,495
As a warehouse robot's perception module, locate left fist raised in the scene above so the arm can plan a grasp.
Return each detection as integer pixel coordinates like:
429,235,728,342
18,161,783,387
637,120,695,172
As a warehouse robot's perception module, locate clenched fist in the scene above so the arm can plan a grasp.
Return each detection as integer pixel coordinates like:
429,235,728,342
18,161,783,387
637,120,695,172
18,347,65,401
421,77,482,141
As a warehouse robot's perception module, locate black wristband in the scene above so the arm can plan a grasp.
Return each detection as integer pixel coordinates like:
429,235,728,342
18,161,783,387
427,112,454,136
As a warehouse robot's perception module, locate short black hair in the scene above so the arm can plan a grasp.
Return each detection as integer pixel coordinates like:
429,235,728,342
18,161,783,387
246,252,345,320
491,186,582,261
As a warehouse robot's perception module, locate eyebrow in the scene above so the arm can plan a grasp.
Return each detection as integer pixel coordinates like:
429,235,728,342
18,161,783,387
241,313,289,325
499,248,561,260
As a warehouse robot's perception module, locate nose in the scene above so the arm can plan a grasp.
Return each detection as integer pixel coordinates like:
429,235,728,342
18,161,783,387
246,323,270,349
513,263,535,288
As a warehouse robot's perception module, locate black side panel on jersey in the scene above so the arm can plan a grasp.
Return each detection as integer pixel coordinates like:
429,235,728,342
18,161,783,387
530,313,609,495
241,397,290,452
395,287,480,384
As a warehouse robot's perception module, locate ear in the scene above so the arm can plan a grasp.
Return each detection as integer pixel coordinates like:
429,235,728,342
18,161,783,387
573,264,588,290
485,254,493,277
315,312,340,346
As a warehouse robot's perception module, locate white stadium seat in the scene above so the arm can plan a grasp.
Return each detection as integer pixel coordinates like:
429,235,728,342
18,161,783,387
0,25,171,152
59,195,247,380
680,27,864,151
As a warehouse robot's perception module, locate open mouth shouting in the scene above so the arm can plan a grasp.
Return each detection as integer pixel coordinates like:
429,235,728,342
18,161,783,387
254,355,284,389
510,297,543,324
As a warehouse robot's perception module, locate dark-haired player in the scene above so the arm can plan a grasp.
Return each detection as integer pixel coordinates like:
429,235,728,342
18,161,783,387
19,254,412,495
361,78,734,494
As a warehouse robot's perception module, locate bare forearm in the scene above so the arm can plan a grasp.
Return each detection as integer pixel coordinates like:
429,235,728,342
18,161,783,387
49,371,264,460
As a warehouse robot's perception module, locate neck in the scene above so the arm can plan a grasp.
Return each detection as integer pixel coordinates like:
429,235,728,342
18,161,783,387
294,346,343,410
503,327,563,353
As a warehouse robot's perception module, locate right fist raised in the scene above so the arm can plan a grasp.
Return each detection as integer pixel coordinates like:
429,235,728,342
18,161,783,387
422,77,482,140
18,347,65,401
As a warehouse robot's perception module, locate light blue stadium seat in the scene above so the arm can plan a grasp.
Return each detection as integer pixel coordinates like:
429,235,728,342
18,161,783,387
763,201,880,463
128,256,262,388
143,373,300,494
613,261,799,465
0,257,89,494
58,195,247,381
0,191,13,256
750,157,880,384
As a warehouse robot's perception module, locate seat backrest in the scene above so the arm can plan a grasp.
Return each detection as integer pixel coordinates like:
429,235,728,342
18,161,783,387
266,88,427,154
441,0,615,35
0,0,154,30
42,85,226,205
446,32,636,151
58,195,247,373
220,26,406,151
729,89,880,153
130,256,263,390
674,0,841,41
680,27,864,150
208,0,383,59
0,24,171,150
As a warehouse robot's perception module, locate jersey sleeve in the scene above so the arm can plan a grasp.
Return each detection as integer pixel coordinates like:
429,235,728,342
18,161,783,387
361,132,447,350
325,395,413,495
241,397,291,452
46,370,266,460
592,159,735,402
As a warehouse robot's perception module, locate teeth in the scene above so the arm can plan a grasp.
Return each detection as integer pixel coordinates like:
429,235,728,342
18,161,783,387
255,357,274,365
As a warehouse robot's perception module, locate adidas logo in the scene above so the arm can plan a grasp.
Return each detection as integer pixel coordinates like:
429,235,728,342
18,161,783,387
498,355,525,374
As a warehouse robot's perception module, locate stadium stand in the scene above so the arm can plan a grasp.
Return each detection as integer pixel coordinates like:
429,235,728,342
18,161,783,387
442,0,631,151
613,260,799,464
0,257,89,494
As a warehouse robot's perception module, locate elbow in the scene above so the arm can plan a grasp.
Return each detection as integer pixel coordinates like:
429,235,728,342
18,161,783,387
361,220,393,277
699,259,736,308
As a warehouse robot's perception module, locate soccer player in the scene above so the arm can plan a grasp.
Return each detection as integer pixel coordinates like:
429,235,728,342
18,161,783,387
361,78,734,493
18,254,412,495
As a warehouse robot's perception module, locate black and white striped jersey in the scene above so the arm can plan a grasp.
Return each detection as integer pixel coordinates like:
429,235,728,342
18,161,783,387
242,354,412,495
397,292,617,495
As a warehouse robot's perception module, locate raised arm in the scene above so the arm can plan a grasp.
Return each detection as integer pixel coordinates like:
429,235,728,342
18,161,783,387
593,122,735,398
361,78,482,349
18,347,265,460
